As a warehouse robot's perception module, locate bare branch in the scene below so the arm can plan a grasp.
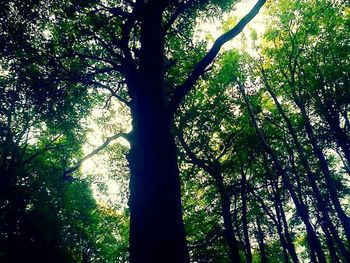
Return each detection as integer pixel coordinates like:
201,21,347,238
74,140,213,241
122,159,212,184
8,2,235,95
64,132,128,176
168,0,266,117
83,80,131,107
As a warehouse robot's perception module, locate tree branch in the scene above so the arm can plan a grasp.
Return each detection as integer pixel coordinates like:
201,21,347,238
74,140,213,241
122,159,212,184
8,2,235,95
21,134,63,165
162,0,196,35
116,1,143,96
215,132,238,161
63,52,119,66
168,0,266,117
177,130,213,175
83,80,131,107
99,5,131,19
64,132,128,176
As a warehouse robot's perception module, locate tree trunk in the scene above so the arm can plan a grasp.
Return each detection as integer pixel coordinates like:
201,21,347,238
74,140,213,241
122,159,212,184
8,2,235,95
297,98,350,247
271,180,299,263
215,173,241,263
128,102,189,262
176,128,240,262
283,67,350,246
262,82,350,258
315,211,340,263
238,82,326,263
241,168,252,263
256,218,268,263
264,79,350,259
317,90,350,169
127,3,189,262
253,188,291,263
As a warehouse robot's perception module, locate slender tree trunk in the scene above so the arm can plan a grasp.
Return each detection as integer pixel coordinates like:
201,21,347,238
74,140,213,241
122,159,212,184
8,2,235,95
256,218,268,263
241,167,252,263
342,110,350,132
297,98,350,246
253,189,291,263
316,211,340,263
290,148,350,261
317,89,350,169
283,66,350,246
127,3,189,262
215,173,241,263
238,82,326,263
264,78,350,259
271,180,299,263
176,131,240,262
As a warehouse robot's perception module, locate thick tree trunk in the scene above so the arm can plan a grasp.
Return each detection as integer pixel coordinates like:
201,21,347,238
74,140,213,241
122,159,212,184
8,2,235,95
126,2,189,261
128,102,189,262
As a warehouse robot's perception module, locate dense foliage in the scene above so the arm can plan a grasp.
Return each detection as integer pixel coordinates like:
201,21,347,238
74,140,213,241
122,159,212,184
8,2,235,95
0,0,349,262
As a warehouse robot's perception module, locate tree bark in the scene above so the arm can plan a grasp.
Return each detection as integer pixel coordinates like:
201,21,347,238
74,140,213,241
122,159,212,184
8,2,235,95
128,101,189,262
127,2,189,262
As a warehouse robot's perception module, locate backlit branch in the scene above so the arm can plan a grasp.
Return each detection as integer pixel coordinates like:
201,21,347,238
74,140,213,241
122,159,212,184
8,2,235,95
87,81,131,107
168,0,266,117
64,132,128,176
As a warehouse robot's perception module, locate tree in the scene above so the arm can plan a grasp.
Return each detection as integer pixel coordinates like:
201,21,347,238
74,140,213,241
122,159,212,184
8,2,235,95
4,0,350,261
0,2,127,260
41,0,266,261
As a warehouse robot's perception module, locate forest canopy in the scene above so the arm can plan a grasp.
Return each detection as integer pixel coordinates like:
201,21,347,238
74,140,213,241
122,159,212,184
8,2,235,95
0,0,350,262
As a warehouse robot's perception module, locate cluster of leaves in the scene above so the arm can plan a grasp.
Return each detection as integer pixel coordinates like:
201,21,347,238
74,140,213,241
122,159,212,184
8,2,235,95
0,1,128,262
